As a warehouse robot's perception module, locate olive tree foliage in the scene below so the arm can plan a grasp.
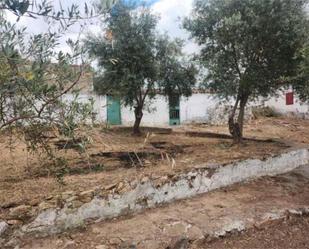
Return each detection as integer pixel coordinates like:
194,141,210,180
86,1,197,134
293,41,309,103
0,0,115,175
184,0,308,142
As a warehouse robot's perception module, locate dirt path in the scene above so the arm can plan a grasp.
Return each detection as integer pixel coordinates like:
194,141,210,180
10,164,309,249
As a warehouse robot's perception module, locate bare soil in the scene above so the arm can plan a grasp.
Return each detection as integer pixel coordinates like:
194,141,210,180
179,117,309,145
13,165,309,249
0,117,308,220
194,215,309,249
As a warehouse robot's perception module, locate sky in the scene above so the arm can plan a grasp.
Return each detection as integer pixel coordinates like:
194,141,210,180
5,0,198,55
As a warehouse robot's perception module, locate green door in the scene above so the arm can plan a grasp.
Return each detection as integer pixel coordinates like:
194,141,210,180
169,95,180,126
107,95,121,125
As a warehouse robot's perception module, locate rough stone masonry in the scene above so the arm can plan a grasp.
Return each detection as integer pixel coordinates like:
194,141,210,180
19,148,309,237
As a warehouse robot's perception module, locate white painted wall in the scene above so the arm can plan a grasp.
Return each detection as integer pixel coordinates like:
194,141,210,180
63,93,221,126
120,94,224,126
121,95,170,127
264,91,309,118
63,91,309,127
180,93,220,124
120,94,222,126
62,93,107,123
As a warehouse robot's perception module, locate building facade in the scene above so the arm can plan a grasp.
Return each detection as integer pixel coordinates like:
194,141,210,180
63,90,309,127
67,71,309,126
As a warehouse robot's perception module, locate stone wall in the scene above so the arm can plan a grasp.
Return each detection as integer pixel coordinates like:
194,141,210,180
18,148,309,237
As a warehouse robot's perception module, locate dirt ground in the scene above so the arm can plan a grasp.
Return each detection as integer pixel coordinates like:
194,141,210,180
177,117,309,145
197,214,309,249
13,164,309,249
1,117,309,216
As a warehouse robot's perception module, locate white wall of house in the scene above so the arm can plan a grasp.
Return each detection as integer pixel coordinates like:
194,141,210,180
62,93,107,122
63,91,309,127
121,95,170,126
264,91,309,118
121,94,222,126
64,93,221,126
180,93,220,124
120,94,223,126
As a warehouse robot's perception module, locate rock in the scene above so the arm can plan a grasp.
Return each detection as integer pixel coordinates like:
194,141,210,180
168,173,176,179
119,243,137,249
168,237,189,249
116,182,131,194
117,182,124,191
118,184,131,194
5,238,19,248
160,176,169,181
164,223,187,236
29,199,40,206
38,202,55,211
62,240,75,249
0,221,8,237
78,190,94,203
46,195,53,201
7,220,23,226
109,237,122,245
187,226,204,240
79,189,94,197
71,200,84,209
65,195,78,203
130,180,138,189
105,183,117,191
141,176,149,184
23,209,57,234
9,205,32,219
56,239,64,246
61,191,76,200
95,245,108,249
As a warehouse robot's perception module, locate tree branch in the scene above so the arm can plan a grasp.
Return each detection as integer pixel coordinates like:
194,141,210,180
0,66,84,130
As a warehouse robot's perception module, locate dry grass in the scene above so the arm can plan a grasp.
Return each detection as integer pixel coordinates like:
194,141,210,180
0,117,308,211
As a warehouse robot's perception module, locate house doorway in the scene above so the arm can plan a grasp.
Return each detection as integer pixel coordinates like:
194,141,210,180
107,95,122,125
169,94,180,126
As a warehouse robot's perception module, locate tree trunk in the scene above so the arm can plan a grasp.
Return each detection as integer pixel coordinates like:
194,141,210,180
228,94,248,143
237,95,248,138
133,105,143,135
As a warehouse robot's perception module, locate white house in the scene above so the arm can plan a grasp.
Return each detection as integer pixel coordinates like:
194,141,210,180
64,89,309,127
62,69,309,126
264,89,309,119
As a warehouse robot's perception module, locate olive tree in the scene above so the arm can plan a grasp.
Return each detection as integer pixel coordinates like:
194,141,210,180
0,0,115,178
184,0,308,142
293,41,309,103
87,1,197,134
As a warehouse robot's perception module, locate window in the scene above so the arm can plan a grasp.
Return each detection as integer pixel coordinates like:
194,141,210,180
286,92,294,105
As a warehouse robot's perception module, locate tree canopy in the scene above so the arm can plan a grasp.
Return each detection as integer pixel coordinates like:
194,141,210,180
293,42,309,103
87,1,196,134
0,0,116,179
184,0,309,142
